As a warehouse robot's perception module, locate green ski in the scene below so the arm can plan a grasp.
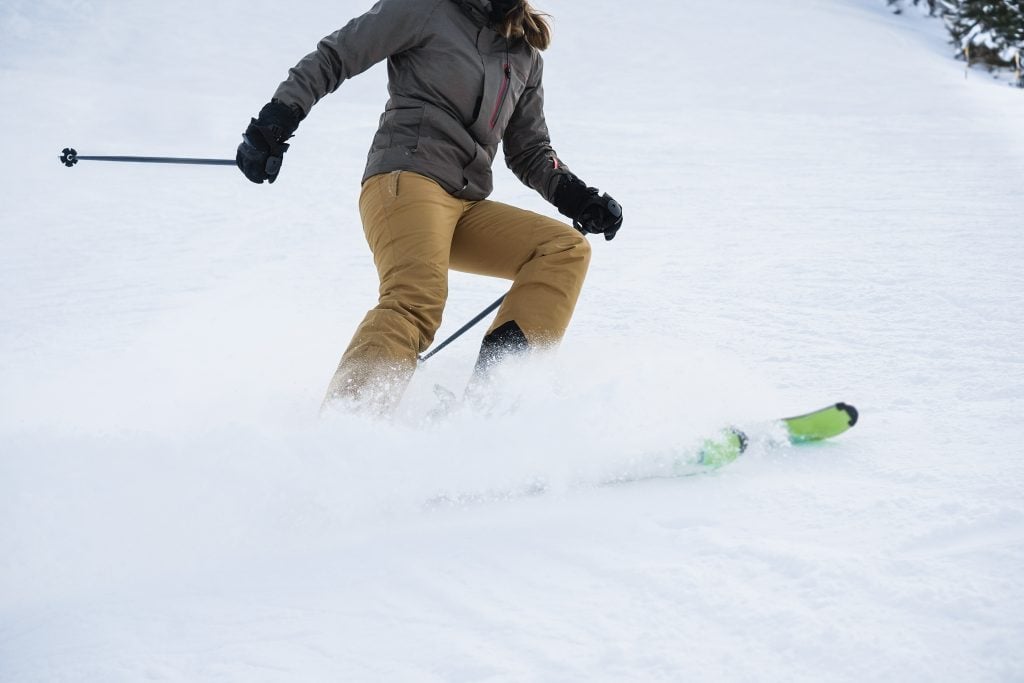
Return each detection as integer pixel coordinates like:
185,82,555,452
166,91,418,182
693,402,859,471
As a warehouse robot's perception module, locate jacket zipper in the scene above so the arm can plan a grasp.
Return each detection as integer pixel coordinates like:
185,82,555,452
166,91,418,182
488,64,512,129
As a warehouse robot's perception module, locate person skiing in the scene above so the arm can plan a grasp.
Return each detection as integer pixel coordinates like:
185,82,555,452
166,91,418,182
237,0,623,414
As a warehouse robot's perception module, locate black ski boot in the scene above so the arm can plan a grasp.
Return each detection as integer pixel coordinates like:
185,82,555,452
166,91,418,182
465,320,529,411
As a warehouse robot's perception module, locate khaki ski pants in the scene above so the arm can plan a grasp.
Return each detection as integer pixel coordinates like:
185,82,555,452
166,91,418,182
324,171,591,411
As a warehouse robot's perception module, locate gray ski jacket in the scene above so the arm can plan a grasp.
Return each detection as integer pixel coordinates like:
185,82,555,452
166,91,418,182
272,0,572,202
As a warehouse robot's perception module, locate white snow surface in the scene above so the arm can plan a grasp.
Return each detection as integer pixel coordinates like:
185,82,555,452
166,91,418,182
2,0,1023,680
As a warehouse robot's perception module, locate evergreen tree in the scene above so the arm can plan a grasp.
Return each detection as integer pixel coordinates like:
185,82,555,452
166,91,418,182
888,0,941,14
940,0,1023,78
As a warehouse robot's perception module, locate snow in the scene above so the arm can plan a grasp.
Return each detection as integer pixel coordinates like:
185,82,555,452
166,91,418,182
2,0,1023,680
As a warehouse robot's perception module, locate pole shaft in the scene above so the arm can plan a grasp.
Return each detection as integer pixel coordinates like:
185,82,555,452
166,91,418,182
418,293,507,363
75,155,235,166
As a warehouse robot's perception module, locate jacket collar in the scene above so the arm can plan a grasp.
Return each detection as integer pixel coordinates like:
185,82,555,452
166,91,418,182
450,0,492,28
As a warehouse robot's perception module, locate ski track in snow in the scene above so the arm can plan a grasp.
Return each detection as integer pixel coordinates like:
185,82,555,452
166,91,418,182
2,0,1023,680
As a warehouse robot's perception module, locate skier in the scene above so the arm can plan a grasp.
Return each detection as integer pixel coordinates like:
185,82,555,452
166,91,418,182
237,0,623,414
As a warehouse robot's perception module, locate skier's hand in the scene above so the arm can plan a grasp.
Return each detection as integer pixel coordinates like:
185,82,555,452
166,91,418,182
553,174,624,241
575,192,623,241
236,101,301,184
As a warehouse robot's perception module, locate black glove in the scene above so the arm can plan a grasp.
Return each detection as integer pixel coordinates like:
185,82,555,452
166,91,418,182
553,174,624,241
236,101,301,184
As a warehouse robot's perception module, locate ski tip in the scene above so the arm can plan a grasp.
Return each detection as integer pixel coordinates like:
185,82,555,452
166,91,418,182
782,403,859,443
836,402,859,427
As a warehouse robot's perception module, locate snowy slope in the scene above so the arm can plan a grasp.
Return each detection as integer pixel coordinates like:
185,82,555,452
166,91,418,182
2,0,1023,680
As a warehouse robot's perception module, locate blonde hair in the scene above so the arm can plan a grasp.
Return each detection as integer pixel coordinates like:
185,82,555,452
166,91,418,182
498,2,552,51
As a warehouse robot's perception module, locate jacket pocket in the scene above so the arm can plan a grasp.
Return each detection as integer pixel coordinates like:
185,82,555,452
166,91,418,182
473,65,526,144
488,64,513,130
373,105,424,152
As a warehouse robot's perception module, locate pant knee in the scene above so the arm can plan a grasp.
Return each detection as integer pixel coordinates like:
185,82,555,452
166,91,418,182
536,228,591,293
542,226,591,271
568,230,592,272
378,283,447,351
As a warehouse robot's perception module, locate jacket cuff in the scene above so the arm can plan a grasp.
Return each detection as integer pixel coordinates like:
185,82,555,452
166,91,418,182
261,101,304,138
553,173,597,220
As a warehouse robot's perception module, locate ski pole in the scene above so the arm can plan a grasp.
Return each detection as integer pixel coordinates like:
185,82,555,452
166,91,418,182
59,147,235,168
418,293,507,363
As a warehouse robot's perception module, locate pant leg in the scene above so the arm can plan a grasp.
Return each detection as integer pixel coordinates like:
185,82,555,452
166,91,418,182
324,171,464,412
449,201,591,345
